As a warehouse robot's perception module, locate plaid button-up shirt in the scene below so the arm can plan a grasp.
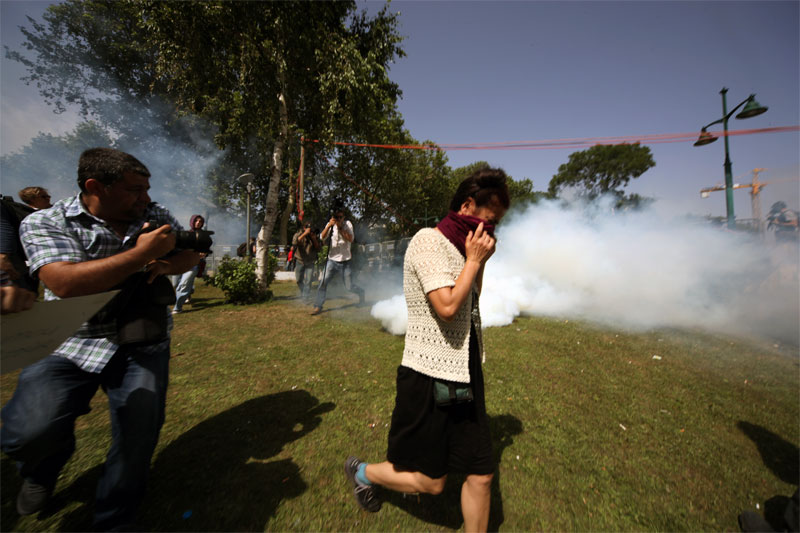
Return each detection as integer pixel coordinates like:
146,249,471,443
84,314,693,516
20,194,183,373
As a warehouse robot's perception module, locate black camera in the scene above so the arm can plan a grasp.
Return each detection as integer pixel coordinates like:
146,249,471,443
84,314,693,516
330,198,345,218
135,220,214,254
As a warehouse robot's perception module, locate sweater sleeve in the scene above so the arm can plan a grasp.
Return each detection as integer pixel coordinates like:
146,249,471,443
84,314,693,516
407,231,456,295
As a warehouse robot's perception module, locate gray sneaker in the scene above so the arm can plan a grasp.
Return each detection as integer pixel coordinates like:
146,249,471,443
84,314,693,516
16,479,51,516
344,456,381,512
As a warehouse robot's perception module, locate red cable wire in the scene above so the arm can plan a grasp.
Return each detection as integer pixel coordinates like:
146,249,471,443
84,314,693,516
303,125,798,152
295,125,798,229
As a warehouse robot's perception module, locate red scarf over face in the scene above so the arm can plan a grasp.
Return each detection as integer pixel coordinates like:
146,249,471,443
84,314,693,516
435,211,495,258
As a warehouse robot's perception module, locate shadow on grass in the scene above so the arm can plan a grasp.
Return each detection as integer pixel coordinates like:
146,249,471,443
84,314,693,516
177,298,228,313
737,421,799,485
382,413,523,532
22,390,335,531
737,421,800,531
307,302,361,316
1,447,106,531
269,294,297,302
2,390,334,532
141,389,335,531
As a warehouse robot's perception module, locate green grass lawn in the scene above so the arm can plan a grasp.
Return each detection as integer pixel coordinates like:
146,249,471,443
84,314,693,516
2,279,798,532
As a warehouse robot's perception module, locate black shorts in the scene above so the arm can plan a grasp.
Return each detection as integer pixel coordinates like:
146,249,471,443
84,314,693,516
386,326,494,479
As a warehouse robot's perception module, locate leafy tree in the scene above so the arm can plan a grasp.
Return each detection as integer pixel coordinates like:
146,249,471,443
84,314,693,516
506,178,546,206
616,193,655,210
7,0,407,287
333,134,453,239
449,161,542,208
135,1,405,284
547,143,655,203
5,1,238,215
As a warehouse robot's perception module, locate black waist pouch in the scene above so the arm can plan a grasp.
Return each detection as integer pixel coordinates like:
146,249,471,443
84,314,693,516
89,273,176,345
433,379,473,406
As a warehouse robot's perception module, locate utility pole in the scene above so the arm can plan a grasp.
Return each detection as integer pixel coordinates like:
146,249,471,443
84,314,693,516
298,142,305,222
238,173,255,261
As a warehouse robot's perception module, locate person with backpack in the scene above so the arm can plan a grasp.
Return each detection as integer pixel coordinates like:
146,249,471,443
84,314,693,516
0,195,37,313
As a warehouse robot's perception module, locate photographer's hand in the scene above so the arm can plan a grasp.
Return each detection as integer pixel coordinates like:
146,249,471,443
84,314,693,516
321,219,336,241
135,223,176,262
144,259,171,284
144,251,202,283
1,285,36,314
0,254,21,281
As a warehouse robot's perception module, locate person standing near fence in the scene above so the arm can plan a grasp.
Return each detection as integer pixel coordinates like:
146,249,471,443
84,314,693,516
343,168,510,533
172,214,207,314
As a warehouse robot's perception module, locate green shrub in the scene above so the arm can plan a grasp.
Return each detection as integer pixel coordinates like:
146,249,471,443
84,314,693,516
208,256,273,305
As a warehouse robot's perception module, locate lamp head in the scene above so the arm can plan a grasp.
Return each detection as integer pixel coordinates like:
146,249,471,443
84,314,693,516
693,128,718,147
735,95,768,119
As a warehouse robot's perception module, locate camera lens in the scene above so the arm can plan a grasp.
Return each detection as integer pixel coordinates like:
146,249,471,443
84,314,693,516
174,229,214,254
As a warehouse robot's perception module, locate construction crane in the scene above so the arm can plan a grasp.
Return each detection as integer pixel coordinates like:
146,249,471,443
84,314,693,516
701,168,768,233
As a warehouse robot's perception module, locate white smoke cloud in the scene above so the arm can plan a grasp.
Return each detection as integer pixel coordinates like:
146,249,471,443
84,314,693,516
371,199,800,345
0,96,253,250
370,294,407,335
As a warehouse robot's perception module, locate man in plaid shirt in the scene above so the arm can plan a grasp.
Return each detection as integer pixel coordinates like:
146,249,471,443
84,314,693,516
1,148,202,530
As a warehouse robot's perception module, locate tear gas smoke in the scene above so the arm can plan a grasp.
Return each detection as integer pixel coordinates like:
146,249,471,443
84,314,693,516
371,294,407,335
0,104,253,249
371,199,800,345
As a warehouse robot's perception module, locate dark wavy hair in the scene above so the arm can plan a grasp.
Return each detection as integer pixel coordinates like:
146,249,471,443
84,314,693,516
449,167,510,212
77,148,150,193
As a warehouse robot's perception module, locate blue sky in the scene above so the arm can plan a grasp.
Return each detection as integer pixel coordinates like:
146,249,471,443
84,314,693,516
2,0,798,219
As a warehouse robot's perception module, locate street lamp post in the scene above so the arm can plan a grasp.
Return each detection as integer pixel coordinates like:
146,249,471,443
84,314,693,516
694,88,768,229
413,205,438,228
238,173,255,261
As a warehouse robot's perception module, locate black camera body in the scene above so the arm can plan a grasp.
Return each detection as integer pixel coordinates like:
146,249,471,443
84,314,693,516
135,220,214,254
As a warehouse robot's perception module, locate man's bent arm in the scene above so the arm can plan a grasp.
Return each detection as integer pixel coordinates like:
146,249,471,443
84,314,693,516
38,225,178,298
39,247,160,298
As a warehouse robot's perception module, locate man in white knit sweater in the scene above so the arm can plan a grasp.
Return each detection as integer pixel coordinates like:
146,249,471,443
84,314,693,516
345,168,510,533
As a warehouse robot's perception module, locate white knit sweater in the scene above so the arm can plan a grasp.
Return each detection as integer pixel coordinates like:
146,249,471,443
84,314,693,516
401,228,483,383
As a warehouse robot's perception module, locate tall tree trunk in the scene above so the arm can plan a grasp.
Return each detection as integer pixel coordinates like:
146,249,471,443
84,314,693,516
255,76,289,287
